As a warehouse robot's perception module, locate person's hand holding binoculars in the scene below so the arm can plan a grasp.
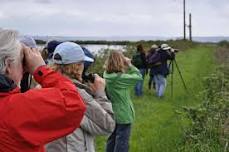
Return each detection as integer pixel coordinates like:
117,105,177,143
89,74,106,96
22,44,45,74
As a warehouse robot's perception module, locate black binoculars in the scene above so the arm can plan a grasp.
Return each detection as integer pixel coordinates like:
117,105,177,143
82,73,96,83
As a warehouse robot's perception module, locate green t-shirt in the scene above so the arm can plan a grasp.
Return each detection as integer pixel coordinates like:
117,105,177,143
103,65,143,124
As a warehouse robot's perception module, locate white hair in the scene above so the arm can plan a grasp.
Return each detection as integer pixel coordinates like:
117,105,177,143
0,29,22,74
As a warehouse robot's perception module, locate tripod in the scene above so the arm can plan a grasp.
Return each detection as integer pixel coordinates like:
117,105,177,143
169,58,188,98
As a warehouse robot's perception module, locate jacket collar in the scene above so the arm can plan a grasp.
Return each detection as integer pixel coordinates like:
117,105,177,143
71,79,94,96
0,74,17,92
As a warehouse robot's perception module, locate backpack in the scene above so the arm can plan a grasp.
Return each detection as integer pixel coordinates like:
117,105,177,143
132,52,143,67
146,51,161,67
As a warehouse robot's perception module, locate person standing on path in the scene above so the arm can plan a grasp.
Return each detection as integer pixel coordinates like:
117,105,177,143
131,44,147,96
104,50,142,152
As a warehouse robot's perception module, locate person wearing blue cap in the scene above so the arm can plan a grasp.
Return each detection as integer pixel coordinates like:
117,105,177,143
46,42,115,152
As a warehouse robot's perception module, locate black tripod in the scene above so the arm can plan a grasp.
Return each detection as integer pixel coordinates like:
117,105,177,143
169,58,188,98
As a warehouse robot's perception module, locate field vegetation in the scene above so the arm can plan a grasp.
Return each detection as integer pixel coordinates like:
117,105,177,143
39,38,228,151
87,40,228,151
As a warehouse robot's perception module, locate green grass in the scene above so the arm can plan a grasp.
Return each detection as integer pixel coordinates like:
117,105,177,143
96,46,216,152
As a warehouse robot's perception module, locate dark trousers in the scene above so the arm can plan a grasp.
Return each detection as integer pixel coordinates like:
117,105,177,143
106,124,131,152
148,75,156,90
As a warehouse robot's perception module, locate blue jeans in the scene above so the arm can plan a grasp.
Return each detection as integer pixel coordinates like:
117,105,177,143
106,124,131,152
153,74,166,97
134,68,145,96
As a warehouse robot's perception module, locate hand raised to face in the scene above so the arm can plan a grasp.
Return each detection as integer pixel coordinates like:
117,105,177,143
88,74,105,94
22,44,45,74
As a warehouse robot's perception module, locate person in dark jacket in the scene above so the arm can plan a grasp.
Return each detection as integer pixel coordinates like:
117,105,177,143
150,44,175,97
147,44,158,90
131,44,147,96
0,29,86,152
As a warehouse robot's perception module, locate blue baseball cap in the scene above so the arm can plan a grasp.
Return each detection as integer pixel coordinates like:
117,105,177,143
53,42,94,65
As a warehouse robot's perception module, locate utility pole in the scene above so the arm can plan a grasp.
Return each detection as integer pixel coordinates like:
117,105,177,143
183,0,186,40
189,13,192,41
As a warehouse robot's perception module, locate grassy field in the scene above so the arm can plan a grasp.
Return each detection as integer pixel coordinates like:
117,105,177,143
96,45,216,152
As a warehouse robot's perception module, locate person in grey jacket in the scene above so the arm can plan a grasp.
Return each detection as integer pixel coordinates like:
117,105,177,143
45,42,115,152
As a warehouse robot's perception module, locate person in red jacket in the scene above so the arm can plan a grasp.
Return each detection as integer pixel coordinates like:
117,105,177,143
0,29,86,152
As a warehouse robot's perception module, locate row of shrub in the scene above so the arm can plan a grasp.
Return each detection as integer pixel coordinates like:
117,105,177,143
36,38,200,76
36,38,197,47
88,40,198,75
218,40,229,48
180,46,229,152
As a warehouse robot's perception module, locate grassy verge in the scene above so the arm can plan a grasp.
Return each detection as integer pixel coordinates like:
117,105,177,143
96,45,216,152
180,46,229,152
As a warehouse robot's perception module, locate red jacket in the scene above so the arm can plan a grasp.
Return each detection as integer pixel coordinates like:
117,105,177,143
0,66,86,152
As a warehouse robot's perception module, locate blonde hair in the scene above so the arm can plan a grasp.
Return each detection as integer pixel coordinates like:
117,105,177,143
52,63,83,80
41,48,48,61
105,50,126,74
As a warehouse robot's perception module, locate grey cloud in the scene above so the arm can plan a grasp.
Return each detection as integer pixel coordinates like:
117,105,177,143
34,0,53,4
0,0,20,2
0,0,228,36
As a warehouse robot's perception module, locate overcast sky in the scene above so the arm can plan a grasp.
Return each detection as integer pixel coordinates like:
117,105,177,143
0,0,229,37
